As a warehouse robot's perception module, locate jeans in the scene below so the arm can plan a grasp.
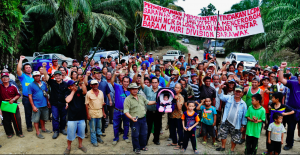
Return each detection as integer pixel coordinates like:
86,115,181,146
146,111,162,144
286,115,300,146
101,104,108,133
130,117,148,151
67,120,86,141
113,109,130,141
89,118,102,144
51,105,67,132
170,118,184,146
22,96,32,129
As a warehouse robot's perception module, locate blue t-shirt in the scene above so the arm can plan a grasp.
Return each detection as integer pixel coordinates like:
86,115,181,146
141,60,150,68
148,57,154,64
200,106,217,125
28,81,48,108
17,73,34,96
182,62,188,69
88,80,111,104
285,80,300,109
114,83,130,110
181,111,200,131
150,74,166,87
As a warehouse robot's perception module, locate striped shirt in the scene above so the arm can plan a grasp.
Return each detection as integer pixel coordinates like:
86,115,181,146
188,79,200,100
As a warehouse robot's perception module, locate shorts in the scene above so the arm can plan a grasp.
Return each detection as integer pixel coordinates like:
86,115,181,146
31,106,49,123
216,112,222,127
269,140,282,154
218,121,241,144
202,123,215,137
67,120,86,141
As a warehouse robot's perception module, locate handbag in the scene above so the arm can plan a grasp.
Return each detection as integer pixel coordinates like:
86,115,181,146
34,82,48,98
0,101,18,113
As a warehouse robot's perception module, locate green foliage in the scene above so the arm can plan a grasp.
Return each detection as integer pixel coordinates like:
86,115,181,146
77,21,92,57
0,0,23,55
199,3,216,16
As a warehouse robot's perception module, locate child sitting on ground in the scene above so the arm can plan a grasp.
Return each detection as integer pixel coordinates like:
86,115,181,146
268,113,286,155
245,94,266,155
196,98,217,147
181,101,200,154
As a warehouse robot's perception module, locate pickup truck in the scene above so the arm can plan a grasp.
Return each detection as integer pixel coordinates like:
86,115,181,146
24,53,74,71
23,52,44,63
163,50,185,63
203,39,225,55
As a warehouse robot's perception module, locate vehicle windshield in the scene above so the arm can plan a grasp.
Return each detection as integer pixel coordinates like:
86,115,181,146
93,53,107,61
167,51,178,54
237,55,256,62
55,54,68,59
211,41,225,47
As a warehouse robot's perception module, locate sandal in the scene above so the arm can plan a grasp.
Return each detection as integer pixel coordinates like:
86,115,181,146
142,147,148,151
180,149,186,153
134,149,140,154
7,134,14,139
64,148,71,155
167,143,177,146
173,145,181,150
78,146,87,153
17,134,25,138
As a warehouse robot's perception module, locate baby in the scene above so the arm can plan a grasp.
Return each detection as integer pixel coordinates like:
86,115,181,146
158,94,173,113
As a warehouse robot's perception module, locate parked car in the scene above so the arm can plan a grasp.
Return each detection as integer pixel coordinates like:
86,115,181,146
184,39,189,43
181,38,185,43
89,50,125,62
203,39,225,55
88,47,106,55
23,52,44,63
24,53,74,71
225,52,257,70
163,50,185,63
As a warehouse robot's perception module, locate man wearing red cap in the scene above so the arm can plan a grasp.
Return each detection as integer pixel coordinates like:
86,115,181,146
0,72,23,140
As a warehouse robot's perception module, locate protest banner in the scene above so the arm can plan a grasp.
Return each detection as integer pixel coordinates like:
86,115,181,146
142,1,265,39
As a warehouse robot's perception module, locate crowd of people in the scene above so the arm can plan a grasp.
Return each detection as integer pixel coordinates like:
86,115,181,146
0,51,300,155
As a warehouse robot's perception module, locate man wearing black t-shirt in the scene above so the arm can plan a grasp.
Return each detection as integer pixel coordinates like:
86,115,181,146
199,73,216,106
64,79,87,154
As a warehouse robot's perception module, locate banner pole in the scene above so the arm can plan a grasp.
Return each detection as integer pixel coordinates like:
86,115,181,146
214,11,220,55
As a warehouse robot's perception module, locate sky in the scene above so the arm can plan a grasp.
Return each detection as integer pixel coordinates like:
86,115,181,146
175,0,242,15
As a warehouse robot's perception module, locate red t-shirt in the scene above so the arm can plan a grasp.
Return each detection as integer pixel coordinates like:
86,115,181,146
260,86,269,113
0,83,20,106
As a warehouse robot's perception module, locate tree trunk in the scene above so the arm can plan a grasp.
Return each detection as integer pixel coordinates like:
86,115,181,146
73,22,79,60
138,37,145,53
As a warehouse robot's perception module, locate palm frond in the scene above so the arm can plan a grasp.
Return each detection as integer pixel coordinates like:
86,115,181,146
39,24,57,47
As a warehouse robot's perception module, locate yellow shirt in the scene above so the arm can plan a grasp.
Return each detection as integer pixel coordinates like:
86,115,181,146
85,89,104,118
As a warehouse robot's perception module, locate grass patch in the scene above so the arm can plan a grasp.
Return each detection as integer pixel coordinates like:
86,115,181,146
168,35,188,53
186,38,205,49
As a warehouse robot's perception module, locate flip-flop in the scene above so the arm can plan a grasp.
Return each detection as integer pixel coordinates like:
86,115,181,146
7,134,14,139
78,146,87,153
167,143,177,146
142,147,148,151
17,134,25,138
173,145,180,150
64,148,71,155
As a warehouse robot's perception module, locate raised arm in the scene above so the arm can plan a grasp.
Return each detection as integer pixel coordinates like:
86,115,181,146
111,71,120,87
84,71,91,86
221,61,230,71
188,53,191,65
140,70,145,89
198,71,203,87
278,62,288,85
132,69,139,83
42,62,49,81
66,87,77,103
148,62,154,74
160,65,165,77
17,56,26,76
203,59,214,69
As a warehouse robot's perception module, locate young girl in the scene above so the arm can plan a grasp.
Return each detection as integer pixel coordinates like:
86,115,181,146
181,101,200,154
196,98,217,146
268,113,285,155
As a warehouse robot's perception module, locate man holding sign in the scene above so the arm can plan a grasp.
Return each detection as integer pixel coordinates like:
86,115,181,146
0,72,23,139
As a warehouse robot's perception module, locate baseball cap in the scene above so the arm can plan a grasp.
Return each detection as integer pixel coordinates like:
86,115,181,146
54,71,62,75
90,80,98,85
208,63,215,67
235,85,243,92
262,76,270,80
222,61,226,65
155,68,161,72
287,68,290,70
180,67,185,70
191,65,196,69
32,71,41,76
177,62,182,65
252,77,260,82
172,70,179,75
67,80,76,86
228,72,234,76
264,68,271,72
52,58,58,62
84,55,89,58
72,59,78,63
1,72,9,78
149,53,153,55
94,68,102,73
100,56,105,59
191,73,197,77
181,74,188,78
107,55,112,58
272,65,278,70
95,61,99,64
228,79,235,83
249,71,256,75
